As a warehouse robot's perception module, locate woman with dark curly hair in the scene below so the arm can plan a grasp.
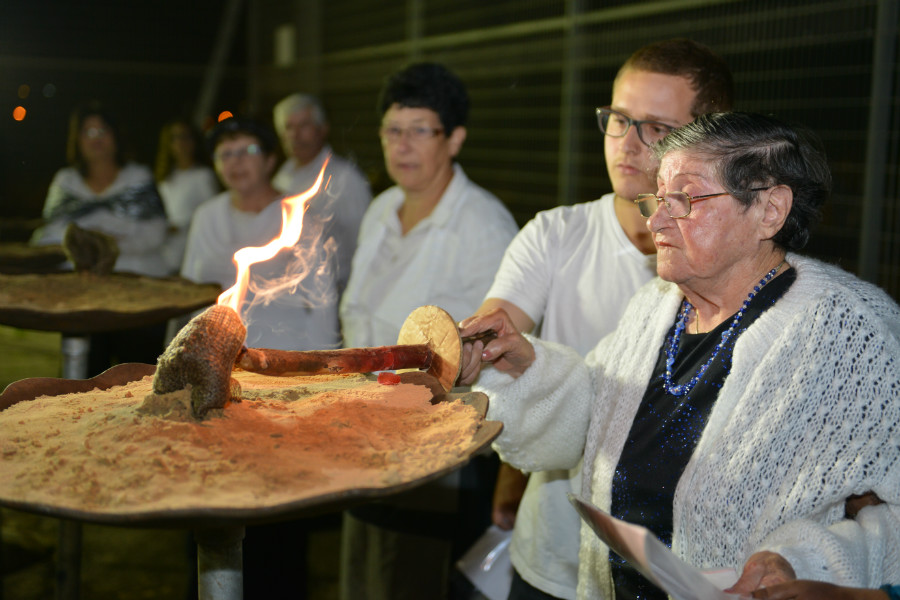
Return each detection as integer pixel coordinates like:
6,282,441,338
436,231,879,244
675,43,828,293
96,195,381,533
461,112,900,600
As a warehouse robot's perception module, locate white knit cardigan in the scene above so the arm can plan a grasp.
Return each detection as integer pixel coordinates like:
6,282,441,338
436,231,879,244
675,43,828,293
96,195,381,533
477,254,900,599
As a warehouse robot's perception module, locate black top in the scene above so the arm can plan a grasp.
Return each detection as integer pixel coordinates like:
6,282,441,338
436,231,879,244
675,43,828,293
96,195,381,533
609,268,796,600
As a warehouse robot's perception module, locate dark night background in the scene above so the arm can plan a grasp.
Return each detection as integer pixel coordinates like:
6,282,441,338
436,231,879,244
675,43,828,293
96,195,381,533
1,0,898,295
0,0,248,222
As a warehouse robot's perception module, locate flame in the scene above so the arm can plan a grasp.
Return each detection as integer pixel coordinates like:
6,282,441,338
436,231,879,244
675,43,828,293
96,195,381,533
217,157,330,314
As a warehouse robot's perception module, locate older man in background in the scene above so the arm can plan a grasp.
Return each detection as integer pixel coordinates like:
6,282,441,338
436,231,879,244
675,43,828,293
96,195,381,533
272,93,372,296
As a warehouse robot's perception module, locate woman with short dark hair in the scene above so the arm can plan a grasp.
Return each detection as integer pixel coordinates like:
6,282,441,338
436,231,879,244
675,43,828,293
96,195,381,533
339,62,519,600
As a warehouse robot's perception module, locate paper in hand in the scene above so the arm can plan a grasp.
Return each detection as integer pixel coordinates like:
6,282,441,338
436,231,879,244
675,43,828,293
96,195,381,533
567,493,747,600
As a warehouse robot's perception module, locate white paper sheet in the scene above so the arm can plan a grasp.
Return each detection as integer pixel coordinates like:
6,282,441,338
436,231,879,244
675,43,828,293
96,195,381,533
568,493,748,600
456,524,514,600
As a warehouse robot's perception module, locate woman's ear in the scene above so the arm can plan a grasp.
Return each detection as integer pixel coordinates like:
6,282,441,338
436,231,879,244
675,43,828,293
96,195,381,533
760,185,792,240
447,126,467,158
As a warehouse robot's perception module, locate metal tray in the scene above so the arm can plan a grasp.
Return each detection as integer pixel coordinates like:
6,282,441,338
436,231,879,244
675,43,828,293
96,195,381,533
0,242,66,274
0,272,221,334
0,365,502,528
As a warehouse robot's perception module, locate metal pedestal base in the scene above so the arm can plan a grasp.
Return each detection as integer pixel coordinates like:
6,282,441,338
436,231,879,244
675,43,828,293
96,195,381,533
196,527,245,600
57,336,89,600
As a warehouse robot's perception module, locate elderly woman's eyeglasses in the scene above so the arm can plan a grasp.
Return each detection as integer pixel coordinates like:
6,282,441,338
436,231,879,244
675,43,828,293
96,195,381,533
214,143,262,163
379,125,444,144
635,188,770,218
596,107,676,146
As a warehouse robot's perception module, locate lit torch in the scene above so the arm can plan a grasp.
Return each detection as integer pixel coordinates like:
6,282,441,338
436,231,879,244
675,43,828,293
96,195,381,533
153,157,471,420
217,157,331,316
153,158,332,418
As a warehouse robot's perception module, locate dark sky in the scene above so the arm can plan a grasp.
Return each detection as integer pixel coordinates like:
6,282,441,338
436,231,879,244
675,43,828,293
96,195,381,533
0,0,247,219
1,1,229,63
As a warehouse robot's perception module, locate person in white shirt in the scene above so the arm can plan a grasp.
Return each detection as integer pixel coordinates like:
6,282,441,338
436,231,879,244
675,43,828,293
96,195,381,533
339,62,519,600
459,39,734,600
35,102,169,278
33,101,170,375
181,116,342,352
154,117,219,274
272,93,371,294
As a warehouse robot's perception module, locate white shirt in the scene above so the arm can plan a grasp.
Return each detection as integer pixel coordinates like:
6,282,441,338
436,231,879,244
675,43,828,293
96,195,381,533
35,163,170,277
340,163,518,348
273,145,371,293
484,194,657,599
158,165,219,273
159,166,219,228
181,192,342,351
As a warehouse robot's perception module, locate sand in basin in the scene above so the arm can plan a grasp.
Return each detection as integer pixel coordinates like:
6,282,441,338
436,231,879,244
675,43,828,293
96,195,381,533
0,371,480,514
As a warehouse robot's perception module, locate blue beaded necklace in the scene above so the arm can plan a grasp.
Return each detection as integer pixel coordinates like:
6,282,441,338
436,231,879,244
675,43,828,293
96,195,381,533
663,261,785,397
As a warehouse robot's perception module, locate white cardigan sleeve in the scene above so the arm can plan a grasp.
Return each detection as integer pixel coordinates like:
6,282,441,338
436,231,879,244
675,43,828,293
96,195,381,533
758,503,900,587
478,334,594,473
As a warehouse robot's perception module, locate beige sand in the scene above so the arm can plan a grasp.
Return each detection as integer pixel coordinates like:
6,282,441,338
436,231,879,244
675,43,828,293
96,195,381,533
0,372,480,515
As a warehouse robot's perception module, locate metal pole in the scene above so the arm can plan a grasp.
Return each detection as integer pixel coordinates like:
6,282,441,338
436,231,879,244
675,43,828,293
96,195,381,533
60,336,90,380
406,0,424,61
858,0,899,282
557,0,585,207
193,0,245,128
196,526,246,600
55,520,82,600
57,336,89,600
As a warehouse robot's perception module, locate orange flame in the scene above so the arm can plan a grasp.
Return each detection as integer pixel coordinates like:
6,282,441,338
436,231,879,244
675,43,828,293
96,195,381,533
217,157,330,314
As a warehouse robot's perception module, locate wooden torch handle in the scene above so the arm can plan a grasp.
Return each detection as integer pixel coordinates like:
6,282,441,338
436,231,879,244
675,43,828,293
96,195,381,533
235,344,433,376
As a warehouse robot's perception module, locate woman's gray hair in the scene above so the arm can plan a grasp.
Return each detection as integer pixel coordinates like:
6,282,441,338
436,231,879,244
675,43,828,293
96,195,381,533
653,112,831,250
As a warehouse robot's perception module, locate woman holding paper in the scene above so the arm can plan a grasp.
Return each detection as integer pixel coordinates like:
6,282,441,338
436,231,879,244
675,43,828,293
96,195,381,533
459,112,900,599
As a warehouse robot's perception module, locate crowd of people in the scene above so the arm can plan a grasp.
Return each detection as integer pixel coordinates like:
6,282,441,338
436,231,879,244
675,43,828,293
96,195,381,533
26,37,900,600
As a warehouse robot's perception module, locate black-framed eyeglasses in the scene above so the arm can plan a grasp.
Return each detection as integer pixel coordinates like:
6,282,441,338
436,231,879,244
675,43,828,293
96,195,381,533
634,188,770,218
596,107,676,146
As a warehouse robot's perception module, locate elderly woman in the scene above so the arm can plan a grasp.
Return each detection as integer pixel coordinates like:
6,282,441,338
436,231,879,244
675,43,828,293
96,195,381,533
460,112,900,599
339,62,519,600
180,116,342,352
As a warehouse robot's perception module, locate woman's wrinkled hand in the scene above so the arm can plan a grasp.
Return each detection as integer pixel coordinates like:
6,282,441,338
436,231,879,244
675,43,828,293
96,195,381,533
457,308,536,385
726,552,796,596
750,580,890,600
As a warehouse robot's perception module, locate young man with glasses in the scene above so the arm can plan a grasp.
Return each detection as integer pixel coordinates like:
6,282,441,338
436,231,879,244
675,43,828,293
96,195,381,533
459,39,733,600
